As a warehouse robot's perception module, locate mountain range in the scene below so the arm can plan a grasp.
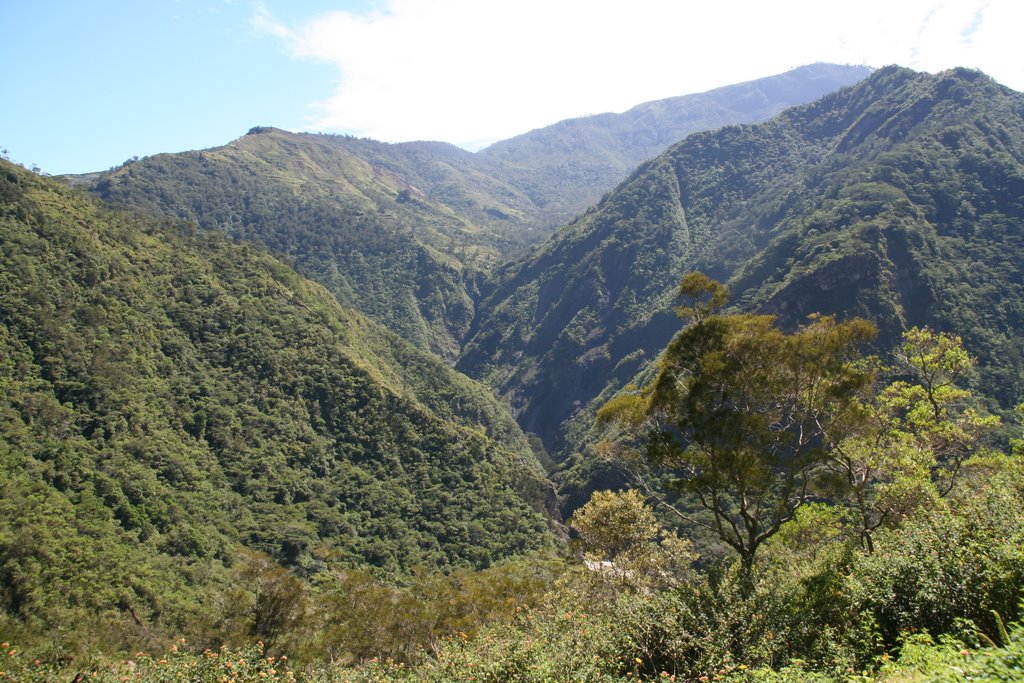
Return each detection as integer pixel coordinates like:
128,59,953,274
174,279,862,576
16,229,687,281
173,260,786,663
476,62,874,227
5,61,1024,646
459,65,1024,508
80,64,871,361
69,62,1024,511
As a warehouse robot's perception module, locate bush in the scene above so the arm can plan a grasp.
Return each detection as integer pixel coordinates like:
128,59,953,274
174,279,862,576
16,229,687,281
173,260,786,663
849,483,1024,650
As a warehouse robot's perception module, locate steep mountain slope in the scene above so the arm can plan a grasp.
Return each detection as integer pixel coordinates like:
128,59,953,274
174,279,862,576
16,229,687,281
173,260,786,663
459,67,1024,503
0,160,552,639
477,63,873,228
84,128,535,360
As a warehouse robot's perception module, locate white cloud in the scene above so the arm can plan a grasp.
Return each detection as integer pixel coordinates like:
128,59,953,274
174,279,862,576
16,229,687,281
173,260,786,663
251,2,298,41
256,0,1022,149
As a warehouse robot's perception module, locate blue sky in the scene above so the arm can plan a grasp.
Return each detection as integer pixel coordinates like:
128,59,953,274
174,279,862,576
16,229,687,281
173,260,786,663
1,1,347,173
2,1,1021,175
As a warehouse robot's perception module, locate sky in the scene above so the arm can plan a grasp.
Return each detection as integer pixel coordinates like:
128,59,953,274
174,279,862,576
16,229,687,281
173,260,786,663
2,0,1022,175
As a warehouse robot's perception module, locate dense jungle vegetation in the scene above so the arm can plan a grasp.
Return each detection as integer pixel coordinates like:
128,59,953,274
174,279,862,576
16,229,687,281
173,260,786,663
4,64,1024,682
4,268,1024,683
459,66,1024,515
0,159,553,656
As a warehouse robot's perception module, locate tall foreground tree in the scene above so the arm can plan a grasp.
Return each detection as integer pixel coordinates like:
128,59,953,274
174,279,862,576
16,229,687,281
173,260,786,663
599,274,877,577
599,274,1000,577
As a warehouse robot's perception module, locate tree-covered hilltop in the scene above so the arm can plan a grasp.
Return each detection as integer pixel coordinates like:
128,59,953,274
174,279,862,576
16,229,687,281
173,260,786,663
458,66,1024,511
0,159,554,646
80,128,528,361
477,63,873,228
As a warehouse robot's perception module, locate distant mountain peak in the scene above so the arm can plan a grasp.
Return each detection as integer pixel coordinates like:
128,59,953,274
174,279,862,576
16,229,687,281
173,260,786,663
245,125,280,136
474,63,875,230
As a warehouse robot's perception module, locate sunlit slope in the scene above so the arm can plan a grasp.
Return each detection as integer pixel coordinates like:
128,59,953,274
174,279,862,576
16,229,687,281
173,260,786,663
0,159,552,636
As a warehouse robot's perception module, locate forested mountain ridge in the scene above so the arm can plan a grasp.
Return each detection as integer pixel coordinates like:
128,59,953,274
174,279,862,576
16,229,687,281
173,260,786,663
458,66,1024,504
477,62,873,227
0,159,552,642
83,127,528,361
7,63,1024,681
0,64,882,651
79,65,870,362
